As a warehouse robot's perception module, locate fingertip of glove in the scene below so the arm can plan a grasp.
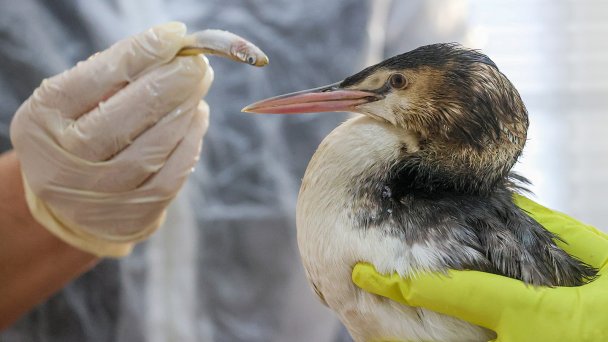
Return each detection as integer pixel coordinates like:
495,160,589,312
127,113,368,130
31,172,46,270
153,21,187,40
196,101,210,129
352,263,385,291
140,22,188,60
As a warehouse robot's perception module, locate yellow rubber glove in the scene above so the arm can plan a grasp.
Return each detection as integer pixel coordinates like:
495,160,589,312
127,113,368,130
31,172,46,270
10,22,212,257
352,195,608,342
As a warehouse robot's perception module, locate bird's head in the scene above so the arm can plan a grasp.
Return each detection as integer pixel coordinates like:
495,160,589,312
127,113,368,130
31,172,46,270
244,43,529,193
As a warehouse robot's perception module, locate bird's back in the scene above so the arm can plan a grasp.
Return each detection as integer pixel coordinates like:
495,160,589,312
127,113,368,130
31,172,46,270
358,172,597,287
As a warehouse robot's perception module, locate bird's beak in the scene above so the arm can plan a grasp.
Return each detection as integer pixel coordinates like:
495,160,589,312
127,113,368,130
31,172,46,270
242,82,382,114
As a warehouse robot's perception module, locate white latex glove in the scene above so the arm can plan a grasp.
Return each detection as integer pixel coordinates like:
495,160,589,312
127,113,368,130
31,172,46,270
10,22,213,257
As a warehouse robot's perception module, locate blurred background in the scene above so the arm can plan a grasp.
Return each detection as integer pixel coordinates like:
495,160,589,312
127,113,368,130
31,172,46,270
466,0,608,224
0,0,607,341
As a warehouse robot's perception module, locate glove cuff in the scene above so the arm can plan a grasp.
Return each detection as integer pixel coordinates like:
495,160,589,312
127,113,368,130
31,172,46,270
21,175,157,258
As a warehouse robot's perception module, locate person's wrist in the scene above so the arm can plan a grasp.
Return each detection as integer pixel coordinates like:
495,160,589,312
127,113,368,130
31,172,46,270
0,151,36,227
0,150,99,260
0,150,99,329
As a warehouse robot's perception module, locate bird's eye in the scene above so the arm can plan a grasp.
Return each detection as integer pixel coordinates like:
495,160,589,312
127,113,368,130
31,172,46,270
389,73,408,89
247,56,256,65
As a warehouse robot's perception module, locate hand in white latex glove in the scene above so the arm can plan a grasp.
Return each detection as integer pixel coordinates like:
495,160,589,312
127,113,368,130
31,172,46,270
10,22,212,257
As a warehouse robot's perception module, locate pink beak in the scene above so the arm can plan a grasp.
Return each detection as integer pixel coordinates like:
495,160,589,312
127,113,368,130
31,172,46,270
242,82,382,114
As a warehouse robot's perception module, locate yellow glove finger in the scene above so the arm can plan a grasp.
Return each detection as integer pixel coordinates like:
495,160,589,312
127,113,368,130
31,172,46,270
514,195,608,268
353,263,542,331
353,197,608,341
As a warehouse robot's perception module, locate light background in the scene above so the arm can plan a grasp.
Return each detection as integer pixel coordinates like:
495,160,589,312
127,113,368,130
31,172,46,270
466,1,608,229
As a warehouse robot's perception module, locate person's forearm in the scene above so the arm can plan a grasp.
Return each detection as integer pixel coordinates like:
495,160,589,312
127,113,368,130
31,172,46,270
0,150,99,330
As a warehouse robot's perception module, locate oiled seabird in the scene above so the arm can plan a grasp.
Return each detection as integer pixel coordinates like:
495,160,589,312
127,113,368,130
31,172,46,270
244,44,596,342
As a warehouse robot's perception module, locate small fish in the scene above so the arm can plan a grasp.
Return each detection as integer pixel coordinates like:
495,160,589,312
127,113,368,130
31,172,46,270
178,29,269,67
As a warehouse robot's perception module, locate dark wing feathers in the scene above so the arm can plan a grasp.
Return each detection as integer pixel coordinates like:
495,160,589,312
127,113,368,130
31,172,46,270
355,172,597,286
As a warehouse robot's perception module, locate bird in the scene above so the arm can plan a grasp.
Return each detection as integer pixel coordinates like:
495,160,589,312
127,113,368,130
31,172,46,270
243,43,597,342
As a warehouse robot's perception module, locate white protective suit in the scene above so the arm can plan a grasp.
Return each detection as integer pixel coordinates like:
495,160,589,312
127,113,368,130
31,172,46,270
0,0,465,341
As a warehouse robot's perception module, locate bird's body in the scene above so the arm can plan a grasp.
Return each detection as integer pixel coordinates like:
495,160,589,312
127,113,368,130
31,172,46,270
298,116,494,341
244,44,596,341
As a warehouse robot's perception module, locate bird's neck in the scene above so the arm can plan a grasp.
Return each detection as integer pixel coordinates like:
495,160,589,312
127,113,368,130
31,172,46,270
399,138,516,195
303,115,517,211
